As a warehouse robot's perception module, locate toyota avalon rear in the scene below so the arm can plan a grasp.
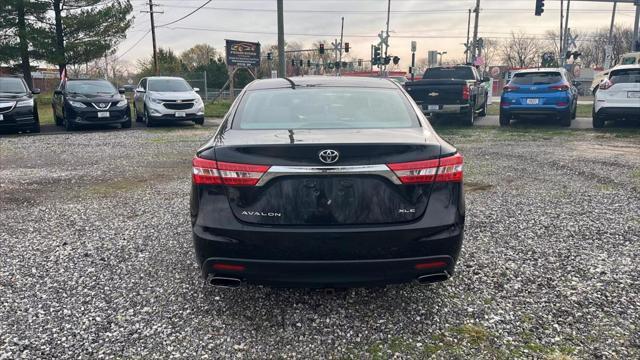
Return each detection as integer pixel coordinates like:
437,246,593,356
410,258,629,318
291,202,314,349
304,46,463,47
190,77,465,288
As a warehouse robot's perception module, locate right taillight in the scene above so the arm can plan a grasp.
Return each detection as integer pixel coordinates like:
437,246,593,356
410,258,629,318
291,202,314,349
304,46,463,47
503,85,519,92
599,80,613,90
192,157,270,186
462,86,470,100
387,153,463,184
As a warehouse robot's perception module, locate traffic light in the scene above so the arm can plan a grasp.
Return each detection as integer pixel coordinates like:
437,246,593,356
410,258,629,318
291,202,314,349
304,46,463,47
334,61,341,69
372,46,381,65
535,0,545,16
307,60,311,67
291,58,296,67
299,59,303,67
267,52,272,61
344,42,350,53
383,56,391,65
319,44,325,55
392,56,400,65
357,59,363,67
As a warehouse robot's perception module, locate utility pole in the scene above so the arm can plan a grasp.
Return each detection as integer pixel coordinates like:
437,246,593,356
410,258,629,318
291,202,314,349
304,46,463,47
277,0,286,77
472,0,480,63
634,2,640,51
562,0,571,65
560,0,564,63
141,0,162,75
466,9,471,63
338,17,344,76
384,0,391,61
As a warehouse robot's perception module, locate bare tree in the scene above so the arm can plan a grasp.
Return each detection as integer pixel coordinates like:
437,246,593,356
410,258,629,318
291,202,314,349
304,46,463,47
500,31,543,68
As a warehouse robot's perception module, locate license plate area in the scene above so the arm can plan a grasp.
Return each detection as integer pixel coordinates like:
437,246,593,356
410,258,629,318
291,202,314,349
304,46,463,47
426,105,440,111
628,91,640,98
175,111,186,117
0,114,4,121
526,98,539,105
97,111,110,118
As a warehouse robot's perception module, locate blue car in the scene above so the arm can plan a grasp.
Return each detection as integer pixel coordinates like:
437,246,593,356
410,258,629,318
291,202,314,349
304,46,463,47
500,68,579,127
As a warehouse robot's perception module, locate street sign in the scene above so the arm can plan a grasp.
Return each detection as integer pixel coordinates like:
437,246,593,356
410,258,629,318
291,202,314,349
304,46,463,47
271,70,277,79
411,41,417,53
225,40,261,67
427,51,438,67
566,29,578,50
604,45,613,69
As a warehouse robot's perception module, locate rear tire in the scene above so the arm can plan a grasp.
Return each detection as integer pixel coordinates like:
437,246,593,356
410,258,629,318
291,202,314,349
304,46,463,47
135,106,142,122
463,108,475,126
31,105,40,133
571,101,577,120
144,108,154,127
121,117,132,129
63,116,75,131
592,108,605,129
499,112,510,127
478,99,488,117
560,111,571,127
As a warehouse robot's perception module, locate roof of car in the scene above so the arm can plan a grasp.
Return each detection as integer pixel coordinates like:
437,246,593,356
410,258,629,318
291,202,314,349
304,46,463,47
610,64,640,71
246,76,399,90
145,76,186,80
514,68,565,74
67,78,110,81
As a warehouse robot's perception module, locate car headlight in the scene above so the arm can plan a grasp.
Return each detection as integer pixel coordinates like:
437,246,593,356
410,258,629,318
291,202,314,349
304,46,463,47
16,98,34,107
68,100,86,108
148,97,163,104
117,99,127,107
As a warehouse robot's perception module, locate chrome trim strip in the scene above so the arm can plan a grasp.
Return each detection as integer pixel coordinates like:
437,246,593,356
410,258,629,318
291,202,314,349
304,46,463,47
255,164,401,187
0,101,16,114
91,102,112,110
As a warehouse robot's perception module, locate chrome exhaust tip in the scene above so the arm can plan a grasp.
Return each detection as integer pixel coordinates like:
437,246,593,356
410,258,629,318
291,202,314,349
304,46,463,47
208,276,242,288
417,271,450,285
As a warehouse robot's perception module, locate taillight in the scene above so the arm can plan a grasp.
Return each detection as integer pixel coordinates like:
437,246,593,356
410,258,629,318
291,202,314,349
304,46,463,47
462,86,470,100
599,80,613,90
550,84,570,91
500,101,511,107
503,85,519,92
387,153,463,184
192,157,270,186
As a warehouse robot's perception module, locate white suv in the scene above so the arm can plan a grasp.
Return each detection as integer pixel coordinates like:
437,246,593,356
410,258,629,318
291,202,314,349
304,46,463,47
134,76,205,127
593,65,640,128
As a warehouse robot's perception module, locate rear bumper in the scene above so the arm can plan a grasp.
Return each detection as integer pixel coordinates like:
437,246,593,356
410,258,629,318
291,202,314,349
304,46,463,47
595,106,640,120
500,105,570,117
422,104,470,115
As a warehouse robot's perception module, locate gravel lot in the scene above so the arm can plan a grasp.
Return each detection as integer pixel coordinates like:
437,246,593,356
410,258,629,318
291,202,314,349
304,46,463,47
1,125,639,359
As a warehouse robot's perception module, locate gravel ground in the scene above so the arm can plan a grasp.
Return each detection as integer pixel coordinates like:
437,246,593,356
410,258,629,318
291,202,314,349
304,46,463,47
1,125,639,359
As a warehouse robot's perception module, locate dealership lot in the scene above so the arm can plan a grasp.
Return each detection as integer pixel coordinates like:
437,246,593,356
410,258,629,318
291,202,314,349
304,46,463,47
1,125,639,358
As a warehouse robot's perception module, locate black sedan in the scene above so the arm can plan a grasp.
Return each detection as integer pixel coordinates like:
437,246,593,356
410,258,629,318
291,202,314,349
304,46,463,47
191,77,465,288
0,75,40,133
52,79,131,131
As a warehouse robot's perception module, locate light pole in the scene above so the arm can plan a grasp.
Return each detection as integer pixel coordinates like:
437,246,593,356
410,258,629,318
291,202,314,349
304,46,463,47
438,51,447,66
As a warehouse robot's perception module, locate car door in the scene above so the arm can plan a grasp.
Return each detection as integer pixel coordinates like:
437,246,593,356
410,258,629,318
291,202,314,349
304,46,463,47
134,78,146,114
473,67,486,110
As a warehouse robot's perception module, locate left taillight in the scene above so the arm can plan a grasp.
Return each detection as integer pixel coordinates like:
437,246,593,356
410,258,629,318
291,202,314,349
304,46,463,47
192,157,270,186
387,153,463,184
462,86,471,100
550,83,570,91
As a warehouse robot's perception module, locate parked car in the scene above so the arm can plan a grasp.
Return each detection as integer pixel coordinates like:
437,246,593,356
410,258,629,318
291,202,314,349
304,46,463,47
593,65,640,128
591,70,610,96
404,65,489,126
191,76,465,288
133,76,205,127
499,68,579,127
52,79,131,131
619,51,640,65
0,75,40,133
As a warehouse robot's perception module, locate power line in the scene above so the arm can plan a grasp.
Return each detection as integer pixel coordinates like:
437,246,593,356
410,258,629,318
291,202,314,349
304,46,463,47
115,30,151,60
156,0,213,27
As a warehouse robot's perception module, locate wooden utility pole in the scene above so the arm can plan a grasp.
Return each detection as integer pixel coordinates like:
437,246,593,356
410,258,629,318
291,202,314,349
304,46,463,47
466,9,471,63
472,0,480,62
277,0,285,77
141,0,162,75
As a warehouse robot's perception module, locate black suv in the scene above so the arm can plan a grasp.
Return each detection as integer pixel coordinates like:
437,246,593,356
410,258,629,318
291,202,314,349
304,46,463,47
0,76,41,133
52,79,131,131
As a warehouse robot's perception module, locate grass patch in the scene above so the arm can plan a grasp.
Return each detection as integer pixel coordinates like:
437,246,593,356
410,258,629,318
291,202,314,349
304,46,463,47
450,324,490,346
205,101,231,118
487,103,592,117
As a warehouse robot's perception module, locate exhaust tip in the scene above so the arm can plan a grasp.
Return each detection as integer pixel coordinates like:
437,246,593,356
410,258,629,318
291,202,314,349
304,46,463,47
417,271,450,285
208,276,242,288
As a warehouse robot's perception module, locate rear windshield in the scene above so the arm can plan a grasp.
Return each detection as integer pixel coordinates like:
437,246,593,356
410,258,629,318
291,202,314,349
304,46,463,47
511,72,562,85
233,87,419,130
148,78,191,92
66,80,116,95
0,78,27,94
423,67,474,80
620,57,637,65
610,68,640,84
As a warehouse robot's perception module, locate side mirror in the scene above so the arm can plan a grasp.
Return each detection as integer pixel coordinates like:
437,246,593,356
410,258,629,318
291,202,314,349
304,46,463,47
136,87,145,93
118,88,126,94
31,88,41,95
193,87,200,92
54,89,62,95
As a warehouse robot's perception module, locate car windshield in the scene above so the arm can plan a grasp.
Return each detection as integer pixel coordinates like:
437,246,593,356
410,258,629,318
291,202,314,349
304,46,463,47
423,67,474,80
66,80,116,95
620,57,637,65
148,78,192,92
234,87,419,130
0,78,27,94
511,72,562,85
610,68,640,84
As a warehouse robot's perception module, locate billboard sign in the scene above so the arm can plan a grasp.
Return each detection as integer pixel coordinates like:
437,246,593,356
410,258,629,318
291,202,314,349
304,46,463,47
225,40,261,67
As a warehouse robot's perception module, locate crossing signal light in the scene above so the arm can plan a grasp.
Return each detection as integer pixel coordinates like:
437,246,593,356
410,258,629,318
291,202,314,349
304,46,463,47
372,46,381,65
344,42,350,53
319,44,325,55
267,52,272,61
299,59,303,67
392,56,400,65
291,59,296,67
307,60,311,67
535,0,545,16
383,56,391,65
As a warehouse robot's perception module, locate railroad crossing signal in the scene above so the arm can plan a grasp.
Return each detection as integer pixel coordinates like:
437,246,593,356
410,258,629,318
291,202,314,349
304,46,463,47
344,42,350,53
372,45,382,65
535,0,545,16
319,44,325,55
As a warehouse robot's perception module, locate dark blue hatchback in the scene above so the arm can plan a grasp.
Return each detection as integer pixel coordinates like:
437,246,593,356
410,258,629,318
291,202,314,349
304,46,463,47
500,68,578,127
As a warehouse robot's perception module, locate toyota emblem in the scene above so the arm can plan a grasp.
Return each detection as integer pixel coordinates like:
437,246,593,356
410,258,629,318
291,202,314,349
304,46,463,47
318,149,339,164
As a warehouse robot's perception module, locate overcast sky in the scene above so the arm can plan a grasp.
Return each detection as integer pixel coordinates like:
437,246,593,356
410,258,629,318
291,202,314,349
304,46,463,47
119,0,639,67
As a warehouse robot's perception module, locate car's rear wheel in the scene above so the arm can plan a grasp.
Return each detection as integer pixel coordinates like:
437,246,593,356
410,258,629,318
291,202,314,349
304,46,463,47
31,105,41,133
592,108,605,129
121,117,132,129
560,111,571,127
53,106,63,126
478,99,488,117
463,108,475,126
135,106,143,122
63,114,75,131
499,112,510,127
571,101,577,120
